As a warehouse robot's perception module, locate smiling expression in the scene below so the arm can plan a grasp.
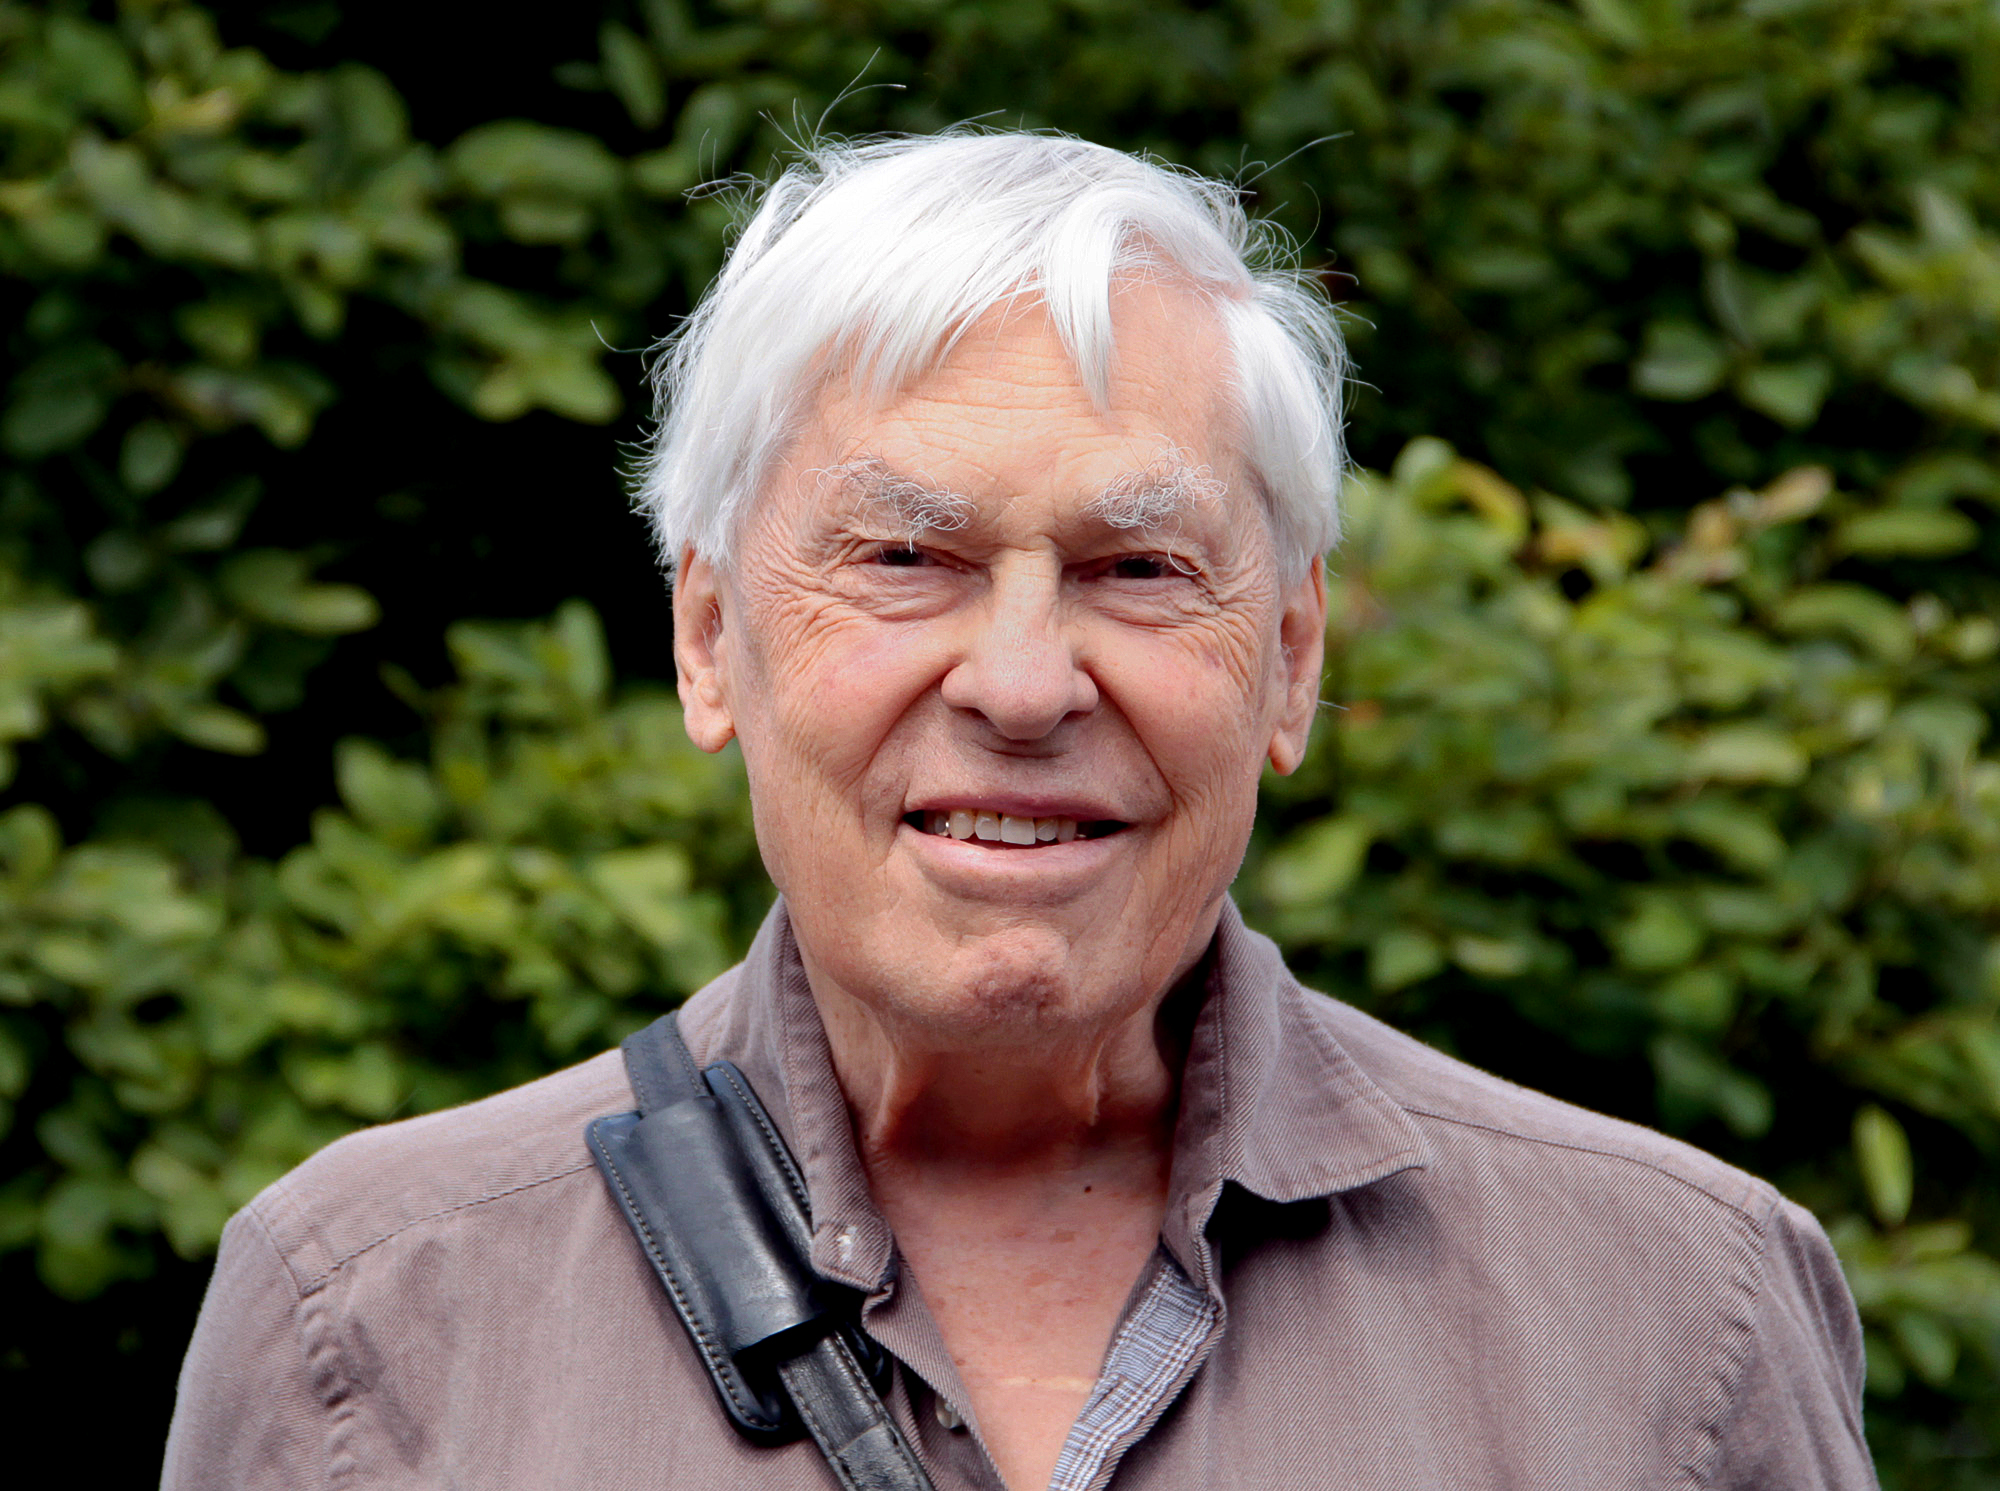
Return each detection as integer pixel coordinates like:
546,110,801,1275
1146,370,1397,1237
674,281,1327,1051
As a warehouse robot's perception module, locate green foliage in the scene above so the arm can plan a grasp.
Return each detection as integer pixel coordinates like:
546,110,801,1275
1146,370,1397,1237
0,0,688,777
2,600,762,1300
538,0,2000,516
2,0,1999,1483
1243,443,2000,1476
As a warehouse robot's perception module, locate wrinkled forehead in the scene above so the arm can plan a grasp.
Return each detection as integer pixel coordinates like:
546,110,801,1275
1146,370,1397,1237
767,285,1255,522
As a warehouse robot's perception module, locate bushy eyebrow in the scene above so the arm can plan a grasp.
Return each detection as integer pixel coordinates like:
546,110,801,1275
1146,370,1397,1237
819,449,1224,541
1087,451,1226,532
819,457,974,540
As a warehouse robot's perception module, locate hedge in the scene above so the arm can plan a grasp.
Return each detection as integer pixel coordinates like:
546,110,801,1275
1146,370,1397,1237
2,1,1996,1481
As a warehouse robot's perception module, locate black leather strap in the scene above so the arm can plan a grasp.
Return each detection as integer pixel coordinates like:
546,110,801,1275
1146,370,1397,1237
779,1335,934,1491
588,1012,935,1491
620,1004,705,1111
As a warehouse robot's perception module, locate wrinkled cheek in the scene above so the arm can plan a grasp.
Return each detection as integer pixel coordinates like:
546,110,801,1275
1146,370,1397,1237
742,765,868,904
741,617,911,779
1179,778,1262,872
1154,709,1268,810
772,594,916,692
1166,741,1269,886
732,644,927,905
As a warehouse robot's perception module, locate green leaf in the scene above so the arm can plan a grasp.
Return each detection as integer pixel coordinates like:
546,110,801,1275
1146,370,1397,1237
1855,1104,1914,1227
42,16,144,128
10,203,110,268
1685,725,1807,785
1369,928,1444,991
1611,894,1704,972
3,342,120,458
1450,933,1533,979
550,599,611,708
1262,814,1373,908
170,704,266,756
38,1175,154,1298
525,351,620,423
335,739,443,846
1884,453,2000,509
159,480,258,552
217,550,380,635
496,199,593,245
1835,508,1980,559
448,122,622,201
84,531,154,592
165,365,331,446
176,300,261,366
1864,1330,1906,1398
1670,799,1785,871
329,64,410,159
1771,584,1914,664
601,22,665,130
1633,322,1728,401
587,846,696,949
130,1143,232,1259
0,804,62,884
631,144,700,197
119,420,185,494
1653,966,1736,1034
1889,1311,1957,1388
1574,0,1648,48
1735,359,1833,428
282,1044,403,1119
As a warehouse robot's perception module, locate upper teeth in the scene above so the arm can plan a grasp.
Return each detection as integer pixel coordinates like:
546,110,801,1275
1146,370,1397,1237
927,811,1078,844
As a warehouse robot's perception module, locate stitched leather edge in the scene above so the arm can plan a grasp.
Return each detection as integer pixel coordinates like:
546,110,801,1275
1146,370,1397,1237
586,1114,781,1432
713,1062,812,1217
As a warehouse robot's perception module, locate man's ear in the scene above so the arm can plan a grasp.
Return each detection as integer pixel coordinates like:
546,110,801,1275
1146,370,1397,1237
1267,555,1328,776
673,549,737,753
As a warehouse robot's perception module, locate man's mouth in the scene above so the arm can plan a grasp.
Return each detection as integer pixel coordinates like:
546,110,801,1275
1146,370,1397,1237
902,810,1128,846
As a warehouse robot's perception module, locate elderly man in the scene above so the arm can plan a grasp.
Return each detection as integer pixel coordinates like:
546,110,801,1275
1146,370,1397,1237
164,134,1874,1490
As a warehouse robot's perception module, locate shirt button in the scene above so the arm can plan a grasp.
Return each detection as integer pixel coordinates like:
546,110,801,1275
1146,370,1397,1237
934,1398,965,1431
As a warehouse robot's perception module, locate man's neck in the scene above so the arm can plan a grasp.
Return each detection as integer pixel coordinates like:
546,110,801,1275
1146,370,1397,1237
811,968,1203,1491
810,954,1204,1171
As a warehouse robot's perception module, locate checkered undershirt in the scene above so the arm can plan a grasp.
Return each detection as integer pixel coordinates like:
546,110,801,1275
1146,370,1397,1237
1043,1254,1220,1491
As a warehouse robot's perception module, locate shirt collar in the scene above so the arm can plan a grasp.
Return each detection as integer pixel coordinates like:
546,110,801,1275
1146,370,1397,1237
1160,901,1431,1287
674,897,1431,1295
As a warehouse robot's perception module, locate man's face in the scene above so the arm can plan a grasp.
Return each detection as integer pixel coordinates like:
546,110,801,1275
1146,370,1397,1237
674,282,1326,1050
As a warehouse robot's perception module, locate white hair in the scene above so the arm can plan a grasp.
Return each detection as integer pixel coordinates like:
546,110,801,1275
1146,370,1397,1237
637,131,1348,580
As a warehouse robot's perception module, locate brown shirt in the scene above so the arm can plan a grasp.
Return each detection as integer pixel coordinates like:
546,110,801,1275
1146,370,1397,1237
162,901,1875,1489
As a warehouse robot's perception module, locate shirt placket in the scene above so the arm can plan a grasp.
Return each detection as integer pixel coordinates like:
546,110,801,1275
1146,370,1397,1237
1042,1250,1224,1491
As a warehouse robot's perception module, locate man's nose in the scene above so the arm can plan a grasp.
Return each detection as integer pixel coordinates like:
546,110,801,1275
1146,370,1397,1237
938,567,1098,741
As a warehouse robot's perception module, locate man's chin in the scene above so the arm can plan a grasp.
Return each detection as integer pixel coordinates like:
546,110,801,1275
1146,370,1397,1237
909,922,1222,1051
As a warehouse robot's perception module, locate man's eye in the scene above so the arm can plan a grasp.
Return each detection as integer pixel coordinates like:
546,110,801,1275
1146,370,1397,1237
873,545,929,567
1110,554,1173,580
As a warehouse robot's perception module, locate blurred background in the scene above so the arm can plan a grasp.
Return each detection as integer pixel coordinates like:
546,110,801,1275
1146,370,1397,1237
1,0,1997,1482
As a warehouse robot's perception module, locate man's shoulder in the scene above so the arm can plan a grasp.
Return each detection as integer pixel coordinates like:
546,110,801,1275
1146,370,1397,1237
1297,983,1779,1224
242,1046,634,1295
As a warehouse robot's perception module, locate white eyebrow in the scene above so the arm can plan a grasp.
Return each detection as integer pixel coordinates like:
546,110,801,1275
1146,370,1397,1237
820,449,1225,541
1087,451,1226,532
820,457,974,539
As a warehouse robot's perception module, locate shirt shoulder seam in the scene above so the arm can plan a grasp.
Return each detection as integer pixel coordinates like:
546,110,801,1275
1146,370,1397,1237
1688,1190,1777,1489
237,1186,314,1302
1399,1102,1770,1223
271,1158,597,1296
231,1203,337,1486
